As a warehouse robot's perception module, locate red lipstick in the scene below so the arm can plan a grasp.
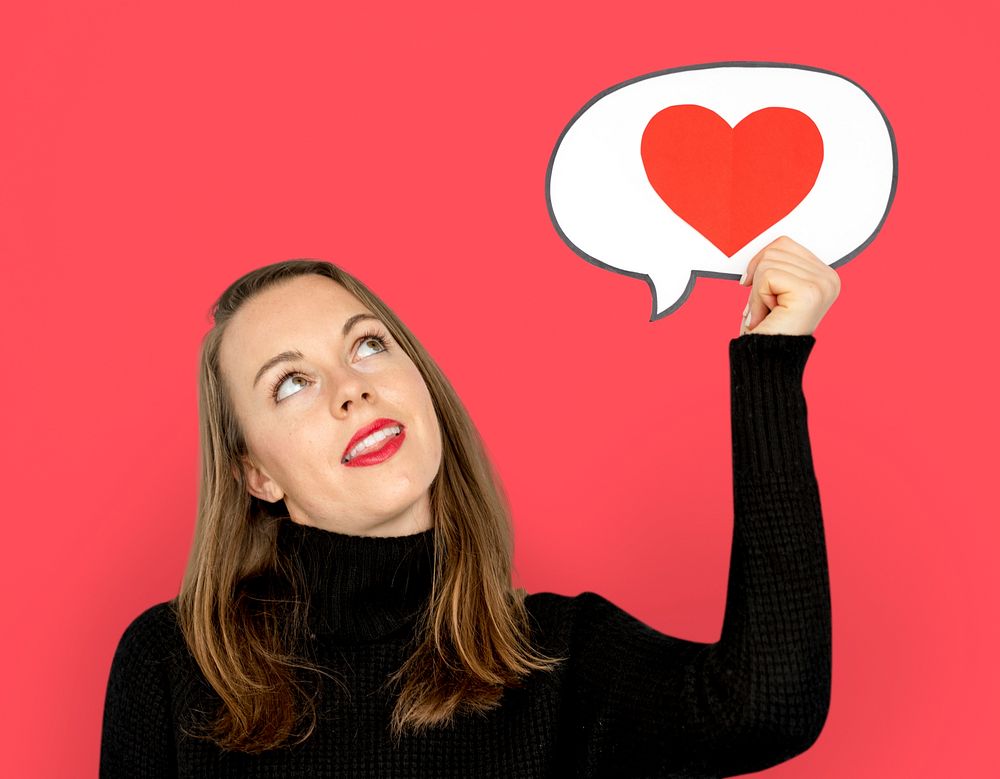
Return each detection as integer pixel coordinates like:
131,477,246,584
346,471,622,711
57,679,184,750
342,417,405,466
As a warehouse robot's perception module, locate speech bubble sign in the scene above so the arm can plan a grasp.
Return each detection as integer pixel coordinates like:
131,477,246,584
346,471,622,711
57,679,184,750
546,61,897,319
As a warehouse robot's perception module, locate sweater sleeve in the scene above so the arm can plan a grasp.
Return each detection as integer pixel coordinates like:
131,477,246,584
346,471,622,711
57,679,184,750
100,603,178,778
566,334,832,778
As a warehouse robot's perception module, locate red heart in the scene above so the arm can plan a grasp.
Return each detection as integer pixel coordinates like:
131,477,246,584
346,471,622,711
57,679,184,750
640,105,823,257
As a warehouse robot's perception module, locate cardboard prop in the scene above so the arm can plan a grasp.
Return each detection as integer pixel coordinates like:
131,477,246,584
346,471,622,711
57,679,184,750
546,61,897,319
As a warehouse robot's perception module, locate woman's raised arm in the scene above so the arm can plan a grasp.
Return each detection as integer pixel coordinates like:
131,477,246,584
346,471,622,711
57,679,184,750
561,333,831,777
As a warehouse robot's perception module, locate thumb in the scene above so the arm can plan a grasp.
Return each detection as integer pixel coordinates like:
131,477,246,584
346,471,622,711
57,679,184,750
744,267,804,335
741,287,778,335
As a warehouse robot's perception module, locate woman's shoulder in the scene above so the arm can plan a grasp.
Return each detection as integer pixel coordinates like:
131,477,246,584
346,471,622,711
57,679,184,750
524,589,691,646
110,599,183,667
525,589,629,616
524,590,625,634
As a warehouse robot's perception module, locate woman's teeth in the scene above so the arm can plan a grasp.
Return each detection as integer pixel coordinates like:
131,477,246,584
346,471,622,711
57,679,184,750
345,425,402,461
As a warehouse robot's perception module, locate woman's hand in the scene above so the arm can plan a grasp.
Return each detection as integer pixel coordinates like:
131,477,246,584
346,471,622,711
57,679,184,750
738,236,841,336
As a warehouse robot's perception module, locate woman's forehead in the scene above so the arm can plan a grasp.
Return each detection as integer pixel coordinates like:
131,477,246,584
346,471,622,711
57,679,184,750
222,278,371,381
235,278,361,336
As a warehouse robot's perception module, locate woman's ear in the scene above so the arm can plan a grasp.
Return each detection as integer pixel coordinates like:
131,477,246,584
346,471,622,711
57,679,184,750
232,455,283,503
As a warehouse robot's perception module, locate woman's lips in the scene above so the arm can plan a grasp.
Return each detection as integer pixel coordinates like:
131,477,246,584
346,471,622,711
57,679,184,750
342,417,404,459
343,429,405,467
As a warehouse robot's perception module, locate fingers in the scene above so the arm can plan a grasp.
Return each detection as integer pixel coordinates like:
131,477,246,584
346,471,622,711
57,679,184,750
749,250,841,304
747,251,819,287
742,248,823,287
737,236,842,336
740,236,827,288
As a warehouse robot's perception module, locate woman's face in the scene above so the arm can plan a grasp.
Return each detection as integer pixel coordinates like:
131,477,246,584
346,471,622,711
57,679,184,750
218,274,443,537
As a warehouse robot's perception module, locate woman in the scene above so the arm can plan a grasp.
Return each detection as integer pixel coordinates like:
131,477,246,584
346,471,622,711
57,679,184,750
100,235,839,777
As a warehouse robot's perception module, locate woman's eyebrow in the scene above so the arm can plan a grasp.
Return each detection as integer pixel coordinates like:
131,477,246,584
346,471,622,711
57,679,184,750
252,312,382,389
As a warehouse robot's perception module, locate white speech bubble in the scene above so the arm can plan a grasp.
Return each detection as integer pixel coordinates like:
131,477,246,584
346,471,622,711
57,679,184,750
546,61,897,319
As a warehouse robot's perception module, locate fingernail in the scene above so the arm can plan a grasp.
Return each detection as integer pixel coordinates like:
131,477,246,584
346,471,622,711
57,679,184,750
739,272,746,285
742,302,750,318
744,308,752,327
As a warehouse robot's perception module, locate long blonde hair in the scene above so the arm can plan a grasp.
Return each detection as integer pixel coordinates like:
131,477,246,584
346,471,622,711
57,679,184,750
174,259,566,753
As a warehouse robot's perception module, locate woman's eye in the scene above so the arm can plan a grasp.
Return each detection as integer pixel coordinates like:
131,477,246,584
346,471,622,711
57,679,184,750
273,373,308,402
357,334,389,358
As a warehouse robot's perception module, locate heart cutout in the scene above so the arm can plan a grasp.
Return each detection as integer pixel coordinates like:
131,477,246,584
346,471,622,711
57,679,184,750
640,105,823,257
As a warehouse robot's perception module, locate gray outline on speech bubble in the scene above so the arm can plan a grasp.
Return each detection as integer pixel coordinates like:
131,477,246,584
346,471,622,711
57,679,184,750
544,60,898,321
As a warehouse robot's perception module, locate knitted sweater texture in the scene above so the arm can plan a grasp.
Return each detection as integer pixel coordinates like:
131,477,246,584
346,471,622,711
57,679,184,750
100,333,831,778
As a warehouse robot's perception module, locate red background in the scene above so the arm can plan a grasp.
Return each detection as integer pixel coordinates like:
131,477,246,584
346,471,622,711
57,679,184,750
2,1,995,775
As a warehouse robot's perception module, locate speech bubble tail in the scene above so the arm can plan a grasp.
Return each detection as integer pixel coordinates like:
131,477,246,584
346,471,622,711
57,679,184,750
647,266,697,321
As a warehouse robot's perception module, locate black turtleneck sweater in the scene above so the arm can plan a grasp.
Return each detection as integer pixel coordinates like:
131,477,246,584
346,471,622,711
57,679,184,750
100,334,831,778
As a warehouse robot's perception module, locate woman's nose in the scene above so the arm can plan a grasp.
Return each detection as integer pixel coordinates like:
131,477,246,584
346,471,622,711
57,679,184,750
329,369,375,413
